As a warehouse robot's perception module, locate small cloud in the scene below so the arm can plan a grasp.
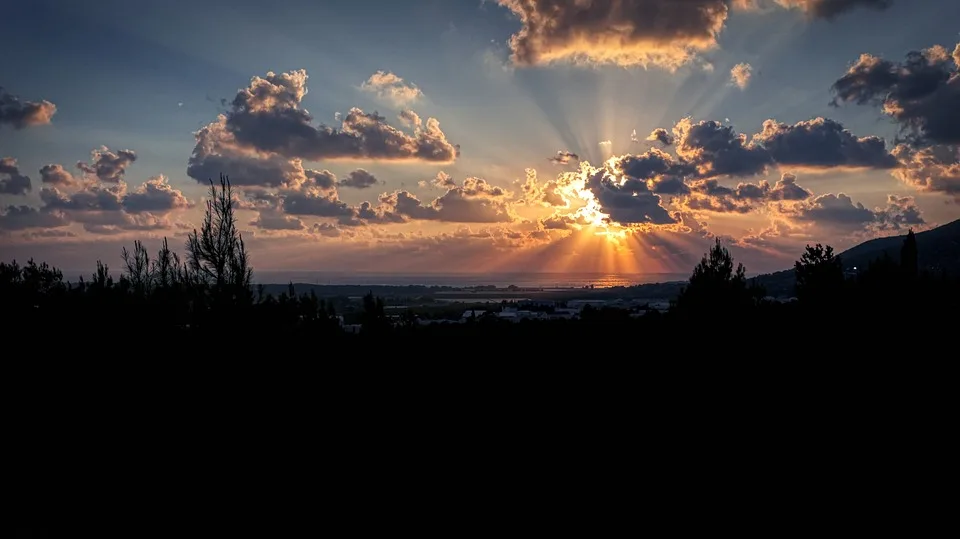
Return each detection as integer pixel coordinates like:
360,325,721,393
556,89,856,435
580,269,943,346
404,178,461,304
630,129,639,143
334,111,342,122
730,62,753,90
599,140,612,146
360,71,424,108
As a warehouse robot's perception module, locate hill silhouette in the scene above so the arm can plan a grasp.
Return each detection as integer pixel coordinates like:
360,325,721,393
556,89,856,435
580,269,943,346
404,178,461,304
838,218,960,273
754,218,960,296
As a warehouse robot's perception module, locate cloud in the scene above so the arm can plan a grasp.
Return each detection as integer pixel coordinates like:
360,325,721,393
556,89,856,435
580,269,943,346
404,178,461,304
0,157,31,196
36,174,193,234
360,71,424,107
599,140,612,146
548,150,579,165
77,146,137,183
338,169,380,189
776,191,923,234
680,173,813,213
378,175,515,223
647,128,675,145
120,176,194,213
580,162,679,225
1,148,194,237
39,164,78,187
670,116,896,178
250,210,306,231
497,0,730,70
769,0,892,19
0,87,57,129
730,62,753,89
892,143,960,200
220,69,458,163
831,41,960,146
0,205,69,232
519,168,567,207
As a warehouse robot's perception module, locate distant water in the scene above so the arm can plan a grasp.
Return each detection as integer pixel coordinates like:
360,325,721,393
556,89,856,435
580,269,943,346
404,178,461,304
254,271,689,289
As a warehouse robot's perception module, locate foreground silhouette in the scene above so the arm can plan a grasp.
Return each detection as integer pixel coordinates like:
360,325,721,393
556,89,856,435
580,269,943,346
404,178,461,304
2,177,957,354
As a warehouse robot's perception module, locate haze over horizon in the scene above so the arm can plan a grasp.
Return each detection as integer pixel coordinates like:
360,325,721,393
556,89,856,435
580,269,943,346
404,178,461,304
2,0,959,275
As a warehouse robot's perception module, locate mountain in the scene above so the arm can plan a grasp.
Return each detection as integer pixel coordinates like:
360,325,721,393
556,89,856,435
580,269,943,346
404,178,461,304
752,218,960,297
837,218,960,272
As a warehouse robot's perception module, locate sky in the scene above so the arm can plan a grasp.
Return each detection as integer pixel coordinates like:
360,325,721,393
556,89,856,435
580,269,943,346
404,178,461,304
1,0,958,276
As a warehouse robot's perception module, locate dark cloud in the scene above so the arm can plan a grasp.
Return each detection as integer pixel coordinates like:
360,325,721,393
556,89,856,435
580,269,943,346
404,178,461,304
0,205,69,231
39,164,78,187
584,167,678,225
312,222,342,237
754,117,897,169
187,119,309,187
647,128,674,146
831,42,960,146
778,191,924,233
222,70,458,162
673,118,772,177
548,151,579,165
0,87,57,129
497,0,730,70
669,116,897,177
0,157,31,196
682,173,813,213
775,0,892,19
77,146,137,183
338,169,379,189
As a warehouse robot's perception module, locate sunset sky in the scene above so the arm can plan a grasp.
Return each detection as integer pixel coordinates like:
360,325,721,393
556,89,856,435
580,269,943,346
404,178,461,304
1,0,958,276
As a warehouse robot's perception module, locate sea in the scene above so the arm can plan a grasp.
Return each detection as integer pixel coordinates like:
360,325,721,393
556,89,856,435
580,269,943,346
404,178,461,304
253,271,689,289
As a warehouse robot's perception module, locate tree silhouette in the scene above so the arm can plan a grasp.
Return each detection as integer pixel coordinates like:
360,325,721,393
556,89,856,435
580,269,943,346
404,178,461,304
900,229,918,279
674,238,751,314
794,244,844,304
360,291,389,335
186,174,252,301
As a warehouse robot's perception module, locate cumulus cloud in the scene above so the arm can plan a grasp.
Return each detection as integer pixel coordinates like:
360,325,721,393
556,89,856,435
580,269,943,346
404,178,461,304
730,63,753,89
219,69,458,163
519,168,567,207
497,0,888,71
497,0,730,70
1,146,194,236
0,157,31,196
548,150,579,165
0,87,57,129
669,116,896,177
0,205,69,232
77,146,137,183
831,41,960,146
36,174,192,234
250,210,306,231
360,71,424,107
378,175,515,223
338,169,380,189
776,191,923,234
681,173,813,213
892,144,960,200
647,128,674,146
39,164,78,187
